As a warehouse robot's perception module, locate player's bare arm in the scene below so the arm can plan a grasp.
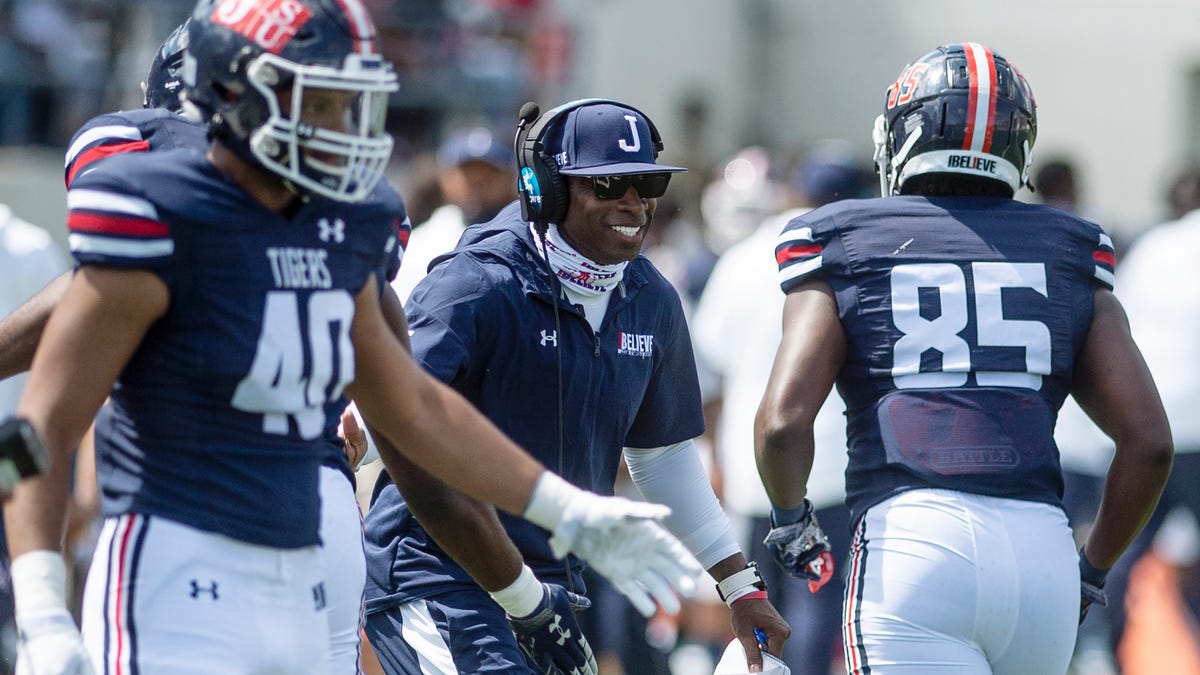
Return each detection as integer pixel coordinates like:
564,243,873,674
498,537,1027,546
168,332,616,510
1072,288,1173,569
5,266,167,556
756,279,845,509
0,271,71,381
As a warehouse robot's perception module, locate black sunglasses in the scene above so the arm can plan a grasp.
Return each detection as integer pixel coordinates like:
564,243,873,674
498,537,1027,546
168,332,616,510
588,173,673,200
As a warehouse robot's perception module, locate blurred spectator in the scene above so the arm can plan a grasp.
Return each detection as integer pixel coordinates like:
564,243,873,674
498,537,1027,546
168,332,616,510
1106,165,1200,669
689,142,868,674
699,146,787,256
1164,164,1200,222
391,125,516,303
0,202,66,412
1034,157,1081,213
640,193,716,312
0,5,46,144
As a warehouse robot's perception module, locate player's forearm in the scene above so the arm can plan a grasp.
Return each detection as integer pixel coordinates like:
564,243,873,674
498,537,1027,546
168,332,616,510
0,272,70,380
3,453,74,556
1085,436,1173,569
754,420,815,510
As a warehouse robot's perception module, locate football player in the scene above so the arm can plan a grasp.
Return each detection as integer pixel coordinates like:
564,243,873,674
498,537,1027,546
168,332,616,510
755,42,1173,674
1,2,701,674
4,19,402,673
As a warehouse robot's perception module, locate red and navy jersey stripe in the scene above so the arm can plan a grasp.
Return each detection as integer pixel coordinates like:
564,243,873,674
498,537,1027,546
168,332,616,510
67,188,173,265
64,108,207,188
776,223,824,291
1092,231,1116,289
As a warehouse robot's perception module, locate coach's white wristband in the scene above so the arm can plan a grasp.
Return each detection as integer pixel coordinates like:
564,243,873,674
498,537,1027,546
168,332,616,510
488,564,544,618
10,550,68,617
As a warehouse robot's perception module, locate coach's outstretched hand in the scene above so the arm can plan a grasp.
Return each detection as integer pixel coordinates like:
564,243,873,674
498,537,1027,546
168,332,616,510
522,471,702,617
12,552,95,675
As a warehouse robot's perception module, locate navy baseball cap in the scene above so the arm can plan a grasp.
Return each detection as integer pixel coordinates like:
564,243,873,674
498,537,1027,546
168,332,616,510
437,127,515,171
545,103,686,176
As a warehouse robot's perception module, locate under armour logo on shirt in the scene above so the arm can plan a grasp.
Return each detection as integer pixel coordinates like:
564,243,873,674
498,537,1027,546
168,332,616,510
189,579,219,600
540,330,557,347
318,217,346,243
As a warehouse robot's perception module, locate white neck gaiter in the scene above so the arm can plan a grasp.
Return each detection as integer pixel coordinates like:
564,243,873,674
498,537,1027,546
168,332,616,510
530,223,627,297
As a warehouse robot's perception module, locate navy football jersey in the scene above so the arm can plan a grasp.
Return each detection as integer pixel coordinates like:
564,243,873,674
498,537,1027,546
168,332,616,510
63,108,409,486
775,196,1116,525
66,148,402,547
64,108,207,187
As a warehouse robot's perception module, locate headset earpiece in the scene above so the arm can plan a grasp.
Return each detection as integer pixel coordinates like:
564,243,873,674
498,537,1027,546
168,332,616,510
513,98,667,231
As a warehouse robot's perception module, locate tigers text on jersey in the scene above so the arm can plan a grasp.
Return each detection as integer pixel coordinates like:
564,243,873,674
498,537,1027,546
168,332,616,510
67,148,403,548
775,196,1115,526
363,201,705,611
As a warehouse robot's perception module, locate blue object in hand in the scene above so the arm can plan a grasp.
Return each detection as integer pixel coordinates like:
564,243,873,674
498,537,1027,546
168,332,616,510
754,627,769,649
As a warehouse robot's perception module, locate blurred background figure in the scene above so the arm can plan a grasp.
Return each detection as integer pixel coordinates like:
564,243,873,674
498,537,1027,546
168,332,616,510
1104,164,1200,675
390,125,517,304
1034,157,1082,213
0,203,66,421
689,141,869,674
699,146,786,258
0,202,66,675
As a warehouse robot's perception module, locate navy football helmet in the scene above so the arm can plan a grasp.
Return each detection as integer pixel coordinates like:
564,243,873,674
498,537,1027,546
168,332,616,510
142,21,189,112
873,42,1037,196
183,0,398,202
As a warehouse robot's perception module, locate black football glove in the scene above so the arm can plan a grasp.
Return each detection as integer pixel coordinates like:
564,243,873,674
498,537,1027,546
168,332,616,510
506,583,597,675
763,498,835,592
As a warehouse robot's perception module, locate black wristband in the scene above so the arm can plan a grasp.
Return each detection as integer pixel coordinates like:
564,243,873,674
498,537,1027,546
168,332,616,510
1079,549,1110,588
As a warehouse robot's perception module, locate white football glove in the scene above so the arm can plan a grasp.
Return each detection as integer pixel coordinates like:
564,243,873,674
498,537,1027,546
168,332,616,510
11,551,94,675
16,610,93,675
523,471,703,617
